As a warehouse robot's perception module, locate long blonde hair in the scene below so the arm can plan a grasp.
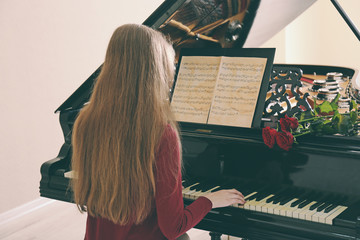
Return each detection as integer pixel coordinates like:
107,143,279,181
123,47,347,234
71,24,179,225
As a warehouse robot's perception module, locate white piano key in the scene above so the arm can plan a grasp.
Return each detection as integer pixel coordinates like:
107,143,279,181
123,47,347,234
312,209,326,222
182,183,199,192
191,186,220,199
182,182,349,226
278,198,299,216
64,170,76,179
271,199,297,216
244,192,258,200
293,201,316,219
244,199,257,210
317,206,343,224
255,195,275,211
184,190,197,198
262,202,281,214
297,201,318,220
325,206,348,225
305,209,318,221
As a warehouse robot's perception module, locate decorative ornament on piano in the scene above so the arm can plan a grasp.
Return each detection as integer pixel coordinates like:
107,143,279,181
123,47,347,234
263,66,313,120
262,66,360,151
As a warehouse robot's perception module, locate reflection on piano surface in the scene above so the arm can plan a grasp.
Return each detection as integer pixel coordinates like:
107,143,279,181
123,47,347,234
40,0,360,239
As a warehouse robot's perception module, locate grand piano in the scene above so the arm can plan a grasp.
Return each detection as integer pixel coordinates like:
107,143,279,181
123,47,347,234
40,0,360,239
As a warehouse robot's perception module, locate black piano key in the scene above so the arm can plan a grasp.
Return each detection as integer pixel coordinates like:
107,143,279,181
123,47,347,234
182,179,195,188
266,195,276,203
266,188,289,203
247,193,259,201
324,204,338,213
298,199,312,208
195,184,206,192
279,196,296,205
239,188,253,196
297,191,322,208
314,202,328,212
309,201,324,211
189,183,201,190
278,188,302,205
307,193,330,210
234,182,252,193
219,180,237,189
255,193,269,201
273,189,293,204
291,191,312,207
317,202,332,212
314,193,335,211
202,184,217,192
181,180,190,188
266,190,286,203
251,186,270,201
272,197,283,204
291,199,306,208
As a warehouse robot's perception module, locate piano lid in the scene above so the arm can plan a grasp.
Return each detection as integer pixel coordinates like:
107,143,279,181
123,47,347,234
145,0,317,58
55,0,316,113
243,0,317,47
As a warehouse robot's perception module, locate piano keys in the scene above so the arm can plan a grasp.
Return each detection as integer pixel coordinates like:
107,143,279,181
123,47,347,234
181,178,352,225
62,169,357,228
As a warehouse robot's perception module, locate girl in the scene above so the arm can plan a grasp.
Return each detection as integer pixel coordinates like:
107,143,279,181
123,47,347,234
71,24,245,240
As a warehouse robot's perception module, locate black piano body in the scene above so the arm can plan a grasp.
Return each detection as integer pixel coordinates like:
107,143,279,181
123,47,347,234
40,0,360,239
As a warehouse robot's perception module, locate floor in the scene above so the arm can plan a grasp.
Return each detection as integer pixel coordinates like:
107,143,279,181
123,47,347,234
0,198,241,240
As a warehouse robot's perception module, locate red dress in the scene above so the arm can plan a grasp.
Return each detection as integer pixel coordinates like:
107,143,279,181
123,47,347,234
84,125,212,240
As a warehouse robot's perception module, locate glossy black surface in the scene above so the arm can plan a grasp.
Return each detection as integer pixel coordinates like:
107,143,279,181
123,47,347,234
179,129,360,239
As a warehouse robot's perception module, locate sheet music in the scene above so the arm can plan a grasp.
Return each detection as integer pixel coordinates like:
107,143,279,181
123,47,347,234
171,56,220,123
171,55,267,127
207,57,267,127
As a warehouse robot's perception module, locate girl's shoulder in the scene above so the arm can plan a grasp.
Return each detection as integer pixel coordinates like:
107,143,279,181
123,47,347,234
161,124,178,141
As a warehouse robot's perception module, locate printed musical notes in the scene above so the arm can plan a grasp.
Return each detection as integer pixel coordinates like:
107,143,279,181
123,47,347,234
171,56,220,123
171,55,267,128
208,57,267,127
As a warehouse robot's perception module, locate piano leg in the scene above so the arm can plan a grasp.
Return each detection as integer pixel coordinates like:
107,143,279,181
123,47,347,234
209,232,222,240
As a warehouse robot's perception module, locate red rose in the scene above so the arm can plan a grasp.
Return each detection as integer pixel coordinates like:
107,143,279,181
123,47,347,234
280,115,299,132
276,131,294,151
262,126,277,148
288,117,299,130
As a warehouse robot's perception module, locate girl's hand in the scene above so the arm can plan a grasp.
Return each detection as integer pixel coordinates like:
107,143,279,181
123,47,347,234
203,189,245,209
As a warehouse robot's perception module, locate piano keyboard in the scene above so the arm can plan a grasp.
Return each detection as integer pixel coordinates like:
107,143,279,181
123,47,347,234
182,180,348,225
64,170,349,226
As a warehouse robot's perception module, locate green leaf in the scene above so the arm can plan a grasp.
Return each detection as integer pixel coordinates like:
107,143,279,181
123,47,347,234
350,100,358,111
350,111,358,124
310,119,325,134
330,94,340,111
297,112,306,121
332,112,340,121
317,101,334,114
337,115,353,135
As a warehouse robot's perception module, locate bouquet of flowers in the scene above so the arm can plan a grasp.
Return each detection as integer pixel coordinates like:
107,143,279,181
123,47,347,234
262,94,360,151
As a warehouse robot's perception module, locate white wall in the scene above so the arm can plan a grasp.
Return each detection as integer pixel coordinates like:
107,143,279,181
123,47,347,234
1,0,360,214
262,0,360,69
0,0,163,214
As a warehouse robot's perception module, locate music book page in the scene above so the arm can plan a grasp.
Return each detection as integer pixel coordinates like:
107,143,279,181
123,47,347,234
171,56,221,123
171,55,267,127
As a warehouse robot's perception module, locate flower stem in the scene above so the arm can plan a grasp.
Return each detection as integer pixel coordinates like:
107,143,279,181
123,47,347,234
293,131,311,137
